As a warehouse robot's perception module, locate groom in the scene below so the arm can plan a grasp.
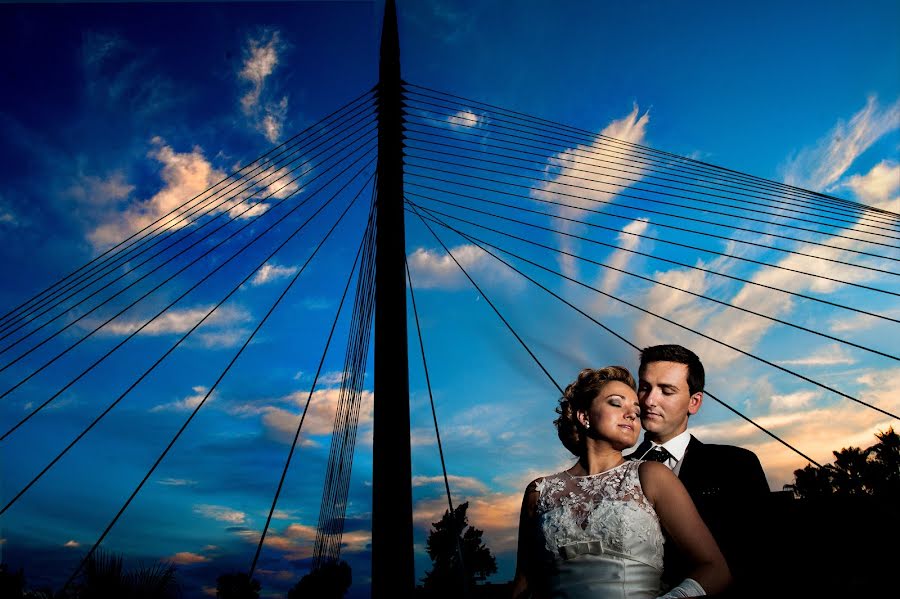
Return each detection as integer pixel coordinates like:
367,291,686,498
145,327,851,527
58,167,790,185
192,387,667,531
629,344,768,596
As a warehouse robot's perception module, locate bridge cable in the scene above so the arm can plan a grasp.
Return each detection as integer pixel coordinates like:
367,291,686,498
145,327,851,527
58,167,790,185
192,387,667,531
406,198,897,423
402,107,899,238
405,173,900,298
406,256,471,595
404,83,899,221
0,148,377,437
404,160,900,276
402,190,898,324
58,166,373,593
249,187,376,578
406,201,825,466
0,88,377,331
0,103,378,347
402,117,899,247
406,192,897,361
403,84,899,227
402,136,899,254
314,180,377,567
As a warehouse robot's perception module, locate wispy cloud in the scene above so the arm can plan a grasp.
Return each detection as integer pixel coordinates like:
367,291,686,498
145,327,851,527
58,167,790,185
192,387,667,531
533,103,651,280
781,96,900,192
633,154,898,370
447,110,483,129
194,504,247,525
151,385,211,413
407,244,523,290
98,304,252,349
167,551,210,565
239,30,289,143
157,477,197,487
778,344,856,367
251,262,299,286
596,218,650,297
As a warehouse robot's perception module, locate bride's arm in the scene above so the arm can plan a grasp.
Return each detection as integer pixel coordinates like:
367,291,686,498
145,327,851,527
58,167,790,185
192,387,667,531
639,462,732,596
511,481,539,599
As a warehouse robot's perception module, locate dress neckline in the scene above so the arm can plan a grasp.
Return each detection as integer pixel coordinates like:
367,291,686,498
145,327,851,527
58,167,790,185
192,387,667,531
564,460,629,478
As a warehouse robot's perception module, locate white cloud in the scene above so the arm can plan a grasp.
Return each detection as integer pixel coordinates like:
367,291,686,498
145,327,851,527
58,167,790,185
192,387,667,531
778,344,856,367
840,159,900,212
251,262,299,286
194,504,247,525
239,31,289,143
151,385,211,413
596,218,650,296
260,388,374,442
447,110,483,129
99,305,252,349
240,31,280,113
768,390,820,411
167,551,209,565
88,139,228,250
532,103,651,280
829,308,900,333
407,244,522,290
64,540,80,548
157,478,197,486
781,96,900,192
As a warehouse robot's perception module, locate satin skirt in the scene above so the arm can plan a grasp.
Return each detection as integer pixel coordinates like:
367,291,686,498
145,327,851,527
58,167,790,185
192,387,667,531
545,553,662,599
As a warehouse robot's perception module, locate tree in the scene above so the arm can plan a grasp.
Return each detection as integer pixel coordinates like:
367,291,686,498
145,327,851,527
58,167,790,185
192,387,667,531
288,560,351,598
420,501,497,597
215,572,261,599
71,549,180,599
785,427,900,499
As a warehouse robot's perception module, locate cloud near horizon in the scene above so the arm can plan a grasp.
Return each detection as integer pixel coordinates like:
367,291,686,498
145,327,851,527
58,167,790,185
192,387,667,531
691,367,900,489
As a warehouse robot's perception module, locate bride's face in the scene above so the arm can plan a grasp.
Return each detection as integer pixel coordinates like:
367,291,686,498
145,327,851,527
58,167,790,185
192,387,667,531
579,381,641,450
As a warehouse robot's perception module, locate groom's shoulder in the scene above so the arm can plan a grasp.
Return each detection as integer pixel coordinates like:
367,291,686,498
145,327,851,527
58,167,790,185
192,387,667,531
690,439,761,465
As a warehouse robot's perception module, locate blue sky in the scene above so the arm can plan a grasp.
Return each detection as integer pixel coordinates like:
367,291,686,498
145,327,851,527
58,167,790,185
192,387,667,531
1,1,898,596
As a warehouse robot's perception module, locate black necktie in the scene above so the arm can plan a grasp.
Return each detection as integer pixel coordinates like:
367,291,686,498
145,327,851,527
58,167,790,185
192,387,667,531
644,446,672,463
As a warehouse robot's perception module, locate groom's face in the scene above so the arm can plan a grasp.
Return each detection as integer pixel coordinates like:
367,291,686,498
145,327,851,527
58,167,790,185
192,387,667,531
637,361,703,443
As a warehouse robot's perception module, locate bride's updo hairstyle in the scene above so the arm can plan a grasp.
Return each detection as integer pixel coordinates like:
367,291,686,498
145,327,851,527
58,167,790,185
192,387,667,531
555,366,636,456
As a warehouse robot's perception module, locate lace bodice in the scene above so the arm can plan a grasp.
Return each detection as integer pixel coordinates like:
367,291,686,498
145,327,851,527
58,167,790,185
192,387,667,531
534,460,664,572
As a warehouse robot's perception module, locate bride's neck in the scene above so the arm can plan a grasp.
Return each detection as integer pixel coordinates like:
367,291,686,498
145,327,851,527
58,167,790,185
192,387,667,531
574,444,624,475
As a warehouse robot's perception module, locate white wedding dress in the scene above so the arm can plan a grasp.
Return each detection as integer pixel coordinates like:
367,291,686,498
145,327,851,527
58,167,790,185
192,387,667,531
531,460,665,598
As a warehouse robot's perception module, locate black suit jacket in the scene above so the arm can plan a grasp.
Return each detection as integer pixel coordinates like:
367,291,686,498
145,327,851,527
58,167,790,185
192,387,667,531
632,436,769,596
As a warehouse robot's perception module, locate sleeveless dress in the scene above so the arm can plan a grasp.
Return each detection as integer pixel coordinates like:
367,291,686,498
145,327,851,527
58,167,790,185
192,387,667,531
531,460,665,598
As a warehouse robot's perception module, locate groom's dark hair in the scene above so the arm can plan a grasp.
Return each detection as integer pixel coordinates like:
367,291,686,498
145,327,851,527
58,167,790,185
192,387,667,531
638,344,705,396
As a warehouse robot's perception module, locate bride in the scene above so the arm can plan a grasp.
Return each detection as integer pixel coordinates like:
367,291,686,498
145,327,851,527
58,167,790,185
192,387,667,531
512,366,730,598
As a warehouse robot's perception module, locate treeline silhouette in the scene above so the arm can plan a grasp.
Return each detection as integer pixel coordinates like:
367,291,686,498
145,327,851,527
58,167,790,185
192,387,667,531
0,550,350,598
4,431,897,598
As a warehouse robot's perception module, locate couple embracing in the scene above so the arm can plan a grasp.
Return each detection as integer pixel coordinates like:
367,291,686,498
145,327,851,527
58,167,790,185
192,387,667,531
512,344,769,599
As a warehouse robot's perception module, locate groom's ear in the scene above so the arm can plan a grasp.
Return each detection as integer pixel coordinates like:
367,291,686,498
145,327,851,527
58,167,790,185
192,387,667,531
688,391,703,415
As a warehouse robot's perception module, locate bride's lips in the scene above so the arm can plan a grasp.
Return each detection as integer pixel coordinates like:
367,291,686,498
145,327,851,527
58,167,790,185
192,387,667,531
618,424,634,431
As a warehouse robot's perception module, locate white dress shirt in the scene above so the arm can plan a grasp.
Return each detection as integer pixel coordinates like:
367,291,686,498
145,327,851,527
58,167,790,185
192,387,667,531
633,429,692,475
